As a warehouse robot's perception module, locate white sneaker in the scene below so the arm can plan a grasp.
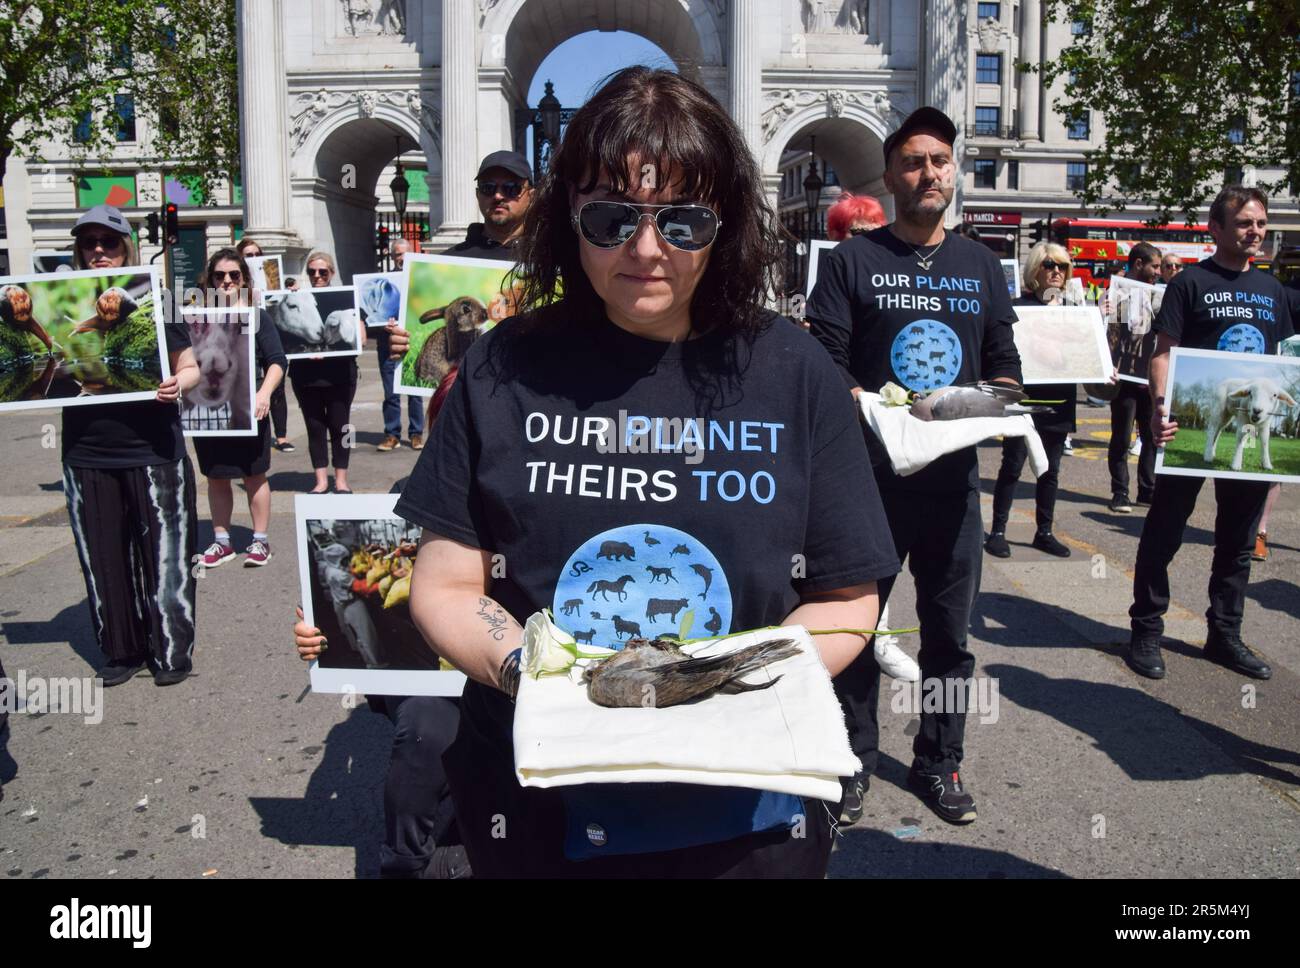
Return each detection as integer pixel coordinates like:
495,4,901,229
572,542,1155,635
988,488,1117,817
874,636,920,682
1130,438,1141,456
1063,437,1074,454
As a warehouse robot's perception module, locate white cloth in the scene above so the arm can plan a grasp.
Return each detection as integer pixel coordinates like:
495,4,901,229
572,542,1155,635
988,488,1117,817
513,626,859,802
858,391,1049,478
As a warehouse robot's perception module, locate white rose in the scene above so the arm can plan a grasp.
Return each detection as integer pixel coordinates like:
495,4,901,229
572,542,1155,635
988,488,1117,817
521,611,579,678
879,381,911,407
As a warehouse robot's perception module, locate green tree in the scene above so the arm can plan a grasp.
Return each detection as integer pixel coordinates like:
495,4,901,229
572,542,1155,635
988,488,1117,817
1037,1,1300,223
0,1,239,195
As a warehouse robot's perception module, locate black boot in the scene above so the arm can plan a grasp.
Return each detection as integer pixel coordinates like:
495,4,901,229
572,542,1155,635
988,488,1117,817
1204,630,1271,680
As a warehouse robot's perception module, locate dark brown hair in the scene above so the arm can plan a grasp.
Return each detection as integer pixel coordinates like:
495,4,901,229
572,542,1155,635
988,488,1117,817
515,67,783,339
1209,185,1268,228
199,247,253,306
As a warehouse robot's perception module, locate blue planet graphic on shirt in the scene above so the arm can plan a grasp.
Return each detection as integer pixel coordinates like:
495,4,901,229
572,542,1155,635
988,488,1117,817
890,320,963,392
1216,324,1266,354
552,524,732,650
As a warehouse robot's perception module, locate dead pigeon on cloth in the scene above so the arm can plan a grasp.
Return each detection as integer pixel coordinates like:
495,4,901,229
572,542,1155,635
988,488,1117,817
910,383,1049,422
583,637,800,708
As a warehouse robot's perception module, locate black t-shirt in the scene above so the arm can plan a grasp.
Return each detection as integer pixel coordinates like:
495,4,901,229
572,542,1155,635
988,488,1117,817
288,355,357,390
806,228,1023,490
61,318,192,469
395,306,899,855
1155,258,1295,352
252,308,289,377
443,224,521,263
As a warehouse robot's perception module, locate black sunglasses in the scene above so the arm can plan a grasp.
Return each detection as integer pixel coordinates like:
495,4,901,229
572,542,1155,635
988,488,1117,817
571,201,720,252
1040,260,1069,271
306,268,331,277
211,270,243,283
477,180,526,200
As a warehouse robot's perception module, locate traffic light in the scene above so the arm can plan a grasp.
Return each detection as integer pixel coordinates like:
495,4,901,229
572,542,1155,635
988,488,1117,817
1029,219,1045,243
145,212,160,245
164,203,179,243
377,225,390,254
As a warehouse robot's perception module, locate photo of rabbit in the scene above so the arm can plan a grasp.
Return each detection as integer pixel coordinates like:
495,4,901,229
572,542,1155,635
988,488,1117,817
181,309,256,436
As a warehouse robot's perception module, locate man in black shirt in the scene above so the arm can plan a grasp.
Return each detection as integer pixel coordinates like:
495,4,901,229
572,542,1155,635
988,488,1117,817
444,150,534,261
1126,186,1295,681
807,107,1022,825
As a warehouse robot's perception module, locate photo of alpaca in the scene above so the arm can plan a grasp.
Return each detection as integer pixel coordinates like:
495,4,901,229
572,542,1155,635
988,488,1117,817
180,308,257,437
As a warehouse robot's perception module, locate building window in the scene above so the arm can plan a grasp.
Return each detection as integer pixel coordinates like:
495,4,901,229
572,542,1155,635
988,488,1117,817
974,159,997,188
1225,165,1244,186
1071,18,1090,35
1227,116,1246,145
1066,162,1088,191
974,106,1000,136
114,94,136,142
823,162,839,187
1067,112,1090,140
73,110,93,144
976,54,1002,85
977,2,1000,20
1008,160,1019,190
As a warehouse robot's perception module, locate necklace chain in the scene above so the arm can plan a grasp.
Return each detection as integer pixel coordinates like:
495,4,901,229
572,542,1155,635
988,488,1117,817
907,234,946,270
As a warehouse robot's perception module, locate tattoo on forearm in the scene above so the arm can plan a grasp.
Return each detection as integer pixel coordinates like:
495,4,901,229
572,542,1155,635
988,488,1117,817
477,597,511,641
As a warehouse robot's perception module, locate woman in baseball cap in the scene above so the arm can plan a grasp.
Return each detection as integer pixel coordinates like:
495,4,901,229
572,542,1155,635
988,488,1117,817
64,205,203,687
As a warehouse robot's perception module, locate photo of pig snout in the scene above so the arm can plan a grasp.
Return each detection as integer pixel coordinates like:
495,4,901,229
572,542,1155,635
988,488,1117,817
415,295,486,384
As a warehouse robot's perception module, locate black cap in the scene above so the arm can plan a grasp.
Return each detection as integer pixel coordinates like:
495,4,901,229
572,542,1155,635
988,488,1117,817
476,150,532,183
882,107,958,163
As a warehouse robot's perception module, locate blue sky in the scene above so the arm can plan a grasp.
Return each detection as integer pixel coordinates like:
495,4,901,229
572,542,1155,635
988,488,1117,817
526,31,676,107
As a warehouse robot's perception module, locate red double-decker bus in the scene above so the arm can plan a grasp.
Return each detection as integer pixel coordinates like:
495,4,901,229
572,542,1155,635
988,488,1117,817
1050,217,1215,287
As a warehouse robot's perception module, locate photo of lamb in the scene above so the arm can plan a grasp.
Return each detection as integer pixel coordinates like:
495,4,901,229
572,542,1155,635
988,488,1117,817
261,286,360,360
1157,347,1300,484
180,308,257,437
295,493,466,697
394,254,522,396
0,266,168,413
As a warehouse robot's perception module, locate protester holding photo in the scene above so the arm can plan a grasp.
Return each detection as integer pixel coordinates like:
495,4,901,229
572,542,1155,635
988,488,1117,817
62,205,201,686
985,242,1081,559
290,251,363,494
237,237,293,453
388,67,896,877
1126,186,1295,682
192,249,287,568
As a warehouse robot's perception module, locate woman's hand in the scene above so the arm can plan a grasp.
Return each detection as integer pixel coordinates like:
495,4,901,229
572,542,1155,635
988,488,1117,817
294,605,327,662
1108,366,1119,385
385,320,409,360
254,388,272,420
155,375,181,403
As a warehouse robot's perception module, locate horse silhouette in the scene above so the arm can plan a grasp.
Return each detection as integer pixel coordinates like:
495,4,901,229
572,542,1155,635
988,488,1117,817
587,575,635,602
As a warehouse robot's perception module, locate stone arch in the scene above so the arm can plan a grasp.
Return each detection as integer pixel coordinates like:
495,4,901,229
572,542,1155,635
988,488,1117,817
761,101,893,196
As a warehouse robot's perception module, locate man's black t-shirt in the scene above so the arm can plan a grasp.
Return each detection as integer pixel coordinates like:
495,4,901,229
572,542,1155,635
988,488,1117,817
61,318,192,469
1155,258,1295,352
395,306,899,858
443,223,520,263
805,228,1023,490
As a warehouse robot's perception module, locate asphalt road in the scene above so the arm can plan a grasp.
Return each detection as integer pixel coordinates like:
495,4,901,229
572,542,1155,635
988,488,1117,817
1,362,1296,878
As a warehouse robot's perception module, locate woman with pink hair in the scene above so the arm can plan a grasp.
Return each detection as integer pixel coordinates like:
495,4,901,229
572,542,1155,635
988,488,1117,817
826,193,887,241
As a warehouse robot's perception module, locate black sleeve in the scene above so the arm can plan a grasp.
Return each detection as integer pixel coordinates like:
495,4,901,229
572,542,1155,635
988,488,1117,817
1278,283,1295,340
1153,271,1191,342
393,346,490,549
795,351,900,595
805,247,860,390
980,253,1023,384
253,308,288,371
163,317,191,353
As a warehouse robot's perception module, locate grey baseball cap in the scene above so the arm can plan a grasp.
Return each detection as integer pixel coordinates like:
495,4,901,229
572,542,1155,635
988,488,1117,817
882,107,958,162
476,150,532,183
73,204,131,236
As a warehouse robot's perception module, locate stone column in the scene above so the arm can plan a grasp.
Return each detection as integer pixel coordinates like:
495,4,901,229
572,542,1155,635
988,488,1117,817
1019,0,1042,141
236,0,299,252
729,0,762,162
438,0,478,241
923,0,967,223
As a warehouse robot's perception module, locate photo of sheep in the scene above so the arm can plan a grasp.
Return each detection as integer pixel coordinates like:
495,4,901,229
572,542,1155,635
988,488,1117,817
180,308,257,437
352,271,405,329
261,286,360,360
1157,347,1300,484
1011,304,1112,384
0,267,168,413
296,493,466,697
393,254,522,396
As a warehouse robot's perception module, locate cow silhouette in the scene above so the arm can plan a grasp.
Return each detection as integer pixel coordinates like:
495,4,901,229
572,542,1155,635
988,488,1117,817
573,628,597,645
597,540,636,561
929,350,945,360
934,365,948,375
560,598,583,617
587,575,635,602
909,325,925,335
645,598,690,624
645,565,677,584
612,614,642,639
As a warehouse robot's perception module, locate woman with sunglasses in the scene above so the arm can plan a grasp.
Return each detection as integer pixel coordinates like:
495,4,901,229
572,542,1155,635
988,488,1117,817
235,237,293,452
382,68,897,877
191,248,288,568
985,242,1082,559
63,205,202,686
291,251,364,494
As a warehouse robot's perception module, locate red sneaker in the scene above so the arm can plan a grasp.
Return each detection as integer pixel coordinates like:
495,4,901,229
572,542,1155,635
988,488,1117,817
244,540,272,567
200,541,237,568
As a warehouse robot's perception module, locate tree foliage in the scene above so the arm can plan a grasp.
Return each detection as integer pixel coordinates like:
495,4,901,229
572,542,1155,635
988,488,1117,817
0,1,239,194
1038,0,1300,223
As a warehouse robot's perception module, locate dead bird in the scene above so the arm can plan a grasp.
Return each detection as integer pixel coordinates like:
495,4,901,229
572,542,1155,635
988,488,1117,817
910,383,1050,422
583,636,800,708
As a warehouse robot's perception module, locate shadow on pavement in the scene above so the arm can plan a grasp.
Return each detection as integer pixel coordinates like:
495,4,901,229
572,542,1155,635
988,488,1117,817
987,663,1277,784
1177,713,1300,788
1079,508,1214,546
267,471,324,492
973,591,1120,649
0,601,100,670
830,827,1068,878
248,705,391,878
1245,578,1300,620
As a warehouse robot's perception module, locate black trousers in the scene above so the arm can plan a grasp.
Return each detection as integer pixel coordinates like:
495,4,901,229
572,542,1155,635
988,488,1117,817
1109,382,1156,500
834,486,982,776
63,459,199,671
991,430,1068,533
270,378,288,440
1130,475,1269,639
378,695,461,878
292,383,356,470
